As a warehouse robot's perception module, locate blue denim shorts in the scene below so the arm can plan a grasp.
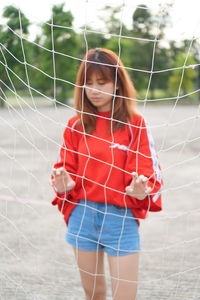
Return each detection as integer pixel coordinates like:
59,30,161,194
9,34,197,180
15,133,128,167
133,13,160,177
65,200,140,256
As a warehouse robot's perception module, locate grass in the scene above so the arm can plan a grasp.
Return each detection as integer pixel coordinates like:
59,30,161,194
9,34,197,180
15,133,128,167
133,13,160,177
1,89,199,109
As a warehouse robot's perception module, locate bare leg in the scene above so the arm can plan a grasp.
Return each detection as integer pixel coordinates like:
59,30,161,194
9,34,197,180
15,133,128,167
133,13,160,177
73,248,106,300
108,252,139,300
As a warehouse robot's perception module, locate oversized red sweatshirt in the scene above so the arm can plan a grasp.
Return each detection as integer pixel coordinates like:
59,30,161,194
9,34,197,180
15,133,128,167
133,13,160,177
51,111,163,225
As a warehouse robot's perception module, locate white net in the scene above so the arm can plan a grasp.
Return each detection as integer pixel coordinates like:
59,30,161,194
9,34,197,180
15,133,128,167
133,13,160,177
0,0,200,299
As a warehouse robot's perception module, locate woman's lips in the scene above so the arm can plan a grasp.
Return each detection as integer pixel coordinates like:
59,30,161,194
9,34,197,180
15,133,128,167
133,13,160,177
91,98,101,102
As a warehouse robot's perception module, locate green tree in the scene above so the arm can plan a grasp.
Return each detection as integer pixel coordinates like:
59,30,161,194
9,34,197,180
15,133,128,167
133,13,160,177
31,3,78,103
132,4,154,38
0,24,7,107
127,5,156,93
169,39,200,102
76,26,107,58
91,5,135,87
127,4,172,97
98,5,130,36
168,52,197,96
105,37,142,89
0,5,30,106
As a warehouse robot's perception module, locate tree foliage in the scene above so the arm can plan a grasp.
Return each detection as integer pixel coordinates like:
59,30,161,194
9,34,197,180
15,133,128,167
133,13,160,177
168,52,197,95
0,3,199,107
0,5,30,106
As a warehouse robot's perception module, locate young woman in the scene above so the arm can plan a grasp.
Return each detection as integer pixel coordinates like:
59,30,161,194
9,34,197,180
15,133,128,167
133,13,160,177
51,48,163,300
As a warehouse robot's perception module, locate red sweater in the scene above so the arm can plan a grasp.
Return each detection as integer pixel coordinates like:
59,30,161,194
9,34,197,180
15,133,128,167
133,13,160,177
51,111,163,225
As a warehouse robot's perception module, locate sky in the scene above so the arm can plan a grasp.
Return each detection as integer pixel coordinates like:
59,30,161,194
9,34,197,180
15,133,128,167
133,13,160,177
0,0,200,42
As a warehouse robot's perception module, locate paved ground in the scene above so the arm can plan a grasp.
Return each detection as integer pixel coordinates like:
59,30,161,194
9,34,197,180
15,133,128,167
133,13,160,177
0,101,200,299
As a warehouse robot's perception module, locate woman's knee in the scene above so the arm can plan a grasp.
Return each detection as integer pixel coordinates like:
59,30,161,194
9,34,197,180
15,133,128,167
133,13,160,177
85,290,106,300
84,279,106,300
73,249,106,299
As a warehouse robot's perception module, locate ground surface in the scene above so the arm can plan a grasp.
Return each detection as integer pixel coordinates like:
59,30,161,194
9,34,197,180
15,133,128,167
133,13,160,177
0,101,200,299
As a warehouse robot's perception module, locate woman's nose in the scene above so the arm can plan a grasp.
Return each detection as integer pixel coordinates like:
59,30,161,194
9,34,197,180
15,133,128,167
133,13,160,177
91,85,99,94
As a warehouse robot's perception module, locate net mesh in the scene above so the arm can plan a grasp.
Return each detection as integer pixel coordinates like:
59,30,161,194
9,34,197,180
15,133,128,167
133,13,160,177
0,0,200,299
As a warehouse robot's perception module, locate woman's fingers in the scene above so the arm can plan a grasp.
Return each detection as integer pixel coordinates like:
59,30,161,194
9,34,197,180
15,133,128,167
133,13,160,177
126,173,151,199
66,180,75,190
130,172,138,186
141,175,148,183
135,174,148,183
131,172,138,178
125,185,134,194
64,170,73,180
139,175,151,193
51,167,75,193
145,186,152,194
62,170,76,189
52,167,70,178
131,173,148,185
52,167,65,176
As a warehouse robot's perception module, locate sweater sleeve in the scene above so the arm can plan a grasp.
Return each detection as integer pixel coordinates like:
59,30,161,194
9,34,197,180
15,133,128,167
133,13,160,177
51,117,79,215
125,114,163,212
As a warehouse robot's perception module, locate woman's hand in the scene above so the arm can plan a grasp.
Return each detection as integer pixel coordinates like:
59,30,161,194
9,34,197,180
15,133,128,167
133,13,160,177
125,172,152,200
51,167,75,194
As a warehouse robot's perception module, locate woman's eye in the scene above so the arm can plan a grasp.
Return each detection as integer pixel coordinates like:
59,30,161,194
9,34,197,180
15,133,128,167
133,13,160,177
98,81,106,85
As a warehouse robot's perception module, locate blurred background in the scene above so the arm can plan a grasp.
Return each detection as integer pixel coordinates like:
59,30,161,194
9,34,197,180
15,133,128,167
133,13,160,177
0,0,200,106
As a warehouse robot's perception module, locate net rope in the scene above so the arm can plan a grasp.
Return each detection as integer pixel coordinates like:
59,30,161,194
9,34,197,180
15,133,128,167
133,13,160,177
0,1,200,299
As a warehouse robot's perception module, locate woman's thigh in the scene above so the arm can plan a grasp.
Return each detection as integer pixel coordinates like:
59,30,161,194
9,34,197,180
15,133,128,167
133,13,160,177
72,248,106,298
107,252,139,300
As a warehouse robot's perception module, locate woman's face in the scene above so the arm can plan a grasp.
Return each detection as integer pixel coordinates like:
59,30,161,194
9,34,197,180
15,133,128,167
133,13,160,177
85,73,117,112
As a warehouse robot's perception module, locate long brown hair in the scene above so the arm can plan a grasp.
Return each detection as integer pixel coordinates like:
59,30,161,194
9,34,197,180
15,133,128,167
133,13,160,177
74,48,138,134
